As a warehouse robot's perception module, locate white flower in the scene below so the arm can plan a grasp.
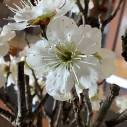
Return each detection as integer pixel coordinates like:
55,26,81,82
7,0,75,30
26,16,115,101
0,26,15,56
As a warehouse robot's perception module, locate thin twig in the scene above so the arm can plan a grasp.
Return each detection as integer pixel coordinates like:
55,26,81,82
106,109,127,127
16,61,27,126
0,107,15,125
49,101,63,127
26,63,42,99
112,0,126,51
73,98,82,127
0,88,16,114
101,0,124,31
54,102,62,127
82,89,93,127
94,84,120,127
76,0,84,14
25,32,30,48
84,0,89,24
34,94,49,114
25,75,32,114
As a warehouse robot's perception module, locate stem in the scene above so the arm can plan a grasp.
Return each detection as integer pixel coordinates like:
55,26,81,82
0,88,17,114
50,101,62,127
82,89,93,127
25,75,32,114
16,61,27,126
76,0,84,14
106,109,127,127
101,0,125,31
84,0,89,24
0,107,15,125
94,84,120,127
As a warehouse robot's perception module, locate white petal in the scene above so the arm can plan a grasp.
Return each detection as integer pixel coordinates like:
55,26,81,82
26,39,52,76
78,66,98,97
46,67,73,101
1,26,16,41
71,61,98,98
46,16,78,43
9,0,41,22
55,0,76,16
78,25,102,54
98,48,116,79
0,43,9,56
5,22,28,31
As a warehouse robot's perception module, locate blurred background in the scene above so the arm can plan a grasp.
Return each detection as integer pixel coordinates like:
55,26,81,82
0,0,127,126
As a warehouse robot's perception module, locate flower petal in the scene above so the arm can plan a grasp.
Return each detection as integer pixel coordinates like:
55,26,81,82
72,61,98,98
77,63,98,97
5,22,28,31
46,67,73,101
78,25,101,54
97,48,116,79
46,16,78,43
26,39,52,77
0,43,9,56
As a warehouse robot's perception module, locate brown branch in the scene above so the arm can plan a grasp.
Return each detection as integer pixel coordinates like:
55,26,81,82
25,75,32,114
0,107,15,125
34,94,49,114
76,0,84,14
73,98,83,127
25,32,30,48
37,108,43,127
0,88,17,114
82,89,93,127
84,0,90,23
53,102,62,127
50,101,62,127
93,84,120,127
26,63,42,99
16,61,27,126
106,109,127,127
101,0,124,31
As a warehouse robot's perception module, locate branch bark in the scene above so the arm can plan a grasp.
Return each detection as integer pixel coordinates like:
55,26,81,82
94,84,120,127
101,0,125,31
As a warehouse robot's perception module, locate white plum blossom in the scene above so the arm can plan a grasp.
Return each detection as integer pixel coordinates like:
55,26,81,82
6,0,75,30
0,26,15,56
26,16,115,101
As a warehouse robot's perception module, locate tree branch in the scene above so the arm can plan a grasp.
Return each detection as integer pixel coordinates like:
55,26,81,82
106,109,127,127
101,0,124,31
0,107,15,125
84,0,89,23
16,61,27,126
0,88,17,114
24,75,32,114
94,84,120,127
82,89,93,127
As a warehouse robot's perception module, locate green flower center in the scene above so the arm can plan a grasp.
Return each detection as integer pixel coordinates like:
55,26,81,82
55,42,82,63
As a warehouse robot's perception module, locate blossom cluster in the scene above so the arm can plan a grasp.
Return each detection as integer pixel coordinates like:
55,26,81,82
0,0,115,101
